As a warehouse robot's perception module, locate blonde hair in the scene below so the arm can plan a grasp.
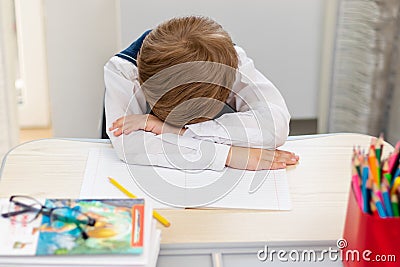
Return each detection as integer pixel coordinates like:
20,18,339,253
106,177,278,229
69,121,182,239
137,16,238,127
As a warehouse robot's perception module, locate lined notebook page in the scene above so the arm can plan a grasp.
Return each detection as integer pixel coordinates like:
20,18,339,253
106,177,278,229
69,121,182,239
80,147,291,210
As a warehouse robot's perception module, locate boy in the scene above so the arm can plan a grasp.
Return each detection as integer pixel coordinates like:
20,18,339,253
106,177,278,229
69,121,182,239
105,16,299,171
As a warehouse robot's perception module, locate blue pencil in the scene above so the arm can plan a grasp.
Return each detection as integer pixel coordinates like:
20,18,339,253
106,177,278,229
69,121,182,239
362,164,370,213
373,194,387,218
382,185,393,217
394,167,400,180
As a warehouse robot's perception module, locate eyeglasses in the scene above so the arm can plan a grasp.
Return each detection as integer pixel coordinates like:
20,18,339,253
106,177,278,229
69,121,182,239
1,195,96,240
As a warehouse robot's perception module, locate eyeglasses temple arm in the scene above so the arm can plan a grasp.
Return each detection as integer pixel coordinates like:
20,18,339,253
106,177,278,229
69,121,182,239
1,205,41,218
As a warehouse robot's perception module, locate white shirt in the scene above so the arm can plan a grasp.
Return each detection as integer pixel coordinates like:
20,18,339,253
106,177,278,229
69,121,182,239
104,46,290,171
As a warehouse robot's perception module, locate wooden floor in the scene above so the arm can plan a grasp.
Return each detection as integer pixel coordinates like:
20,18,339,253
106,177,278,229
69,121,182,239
19,128,53,144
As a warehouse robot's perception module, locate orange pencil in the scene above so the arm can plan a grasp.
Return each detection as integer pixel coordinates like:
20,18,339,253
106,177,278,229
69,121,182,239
368,149,380,187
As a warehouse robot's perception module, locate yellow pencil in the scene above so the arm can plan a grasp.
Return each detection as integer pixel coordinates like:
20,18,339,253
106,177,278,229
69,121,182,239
108,177,171,227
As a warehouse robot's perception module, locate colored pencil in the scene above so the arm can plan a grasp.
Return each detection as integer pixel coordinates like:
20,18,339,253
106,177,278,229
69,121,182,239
361,159,370,213
394,167,400,180
108,177,171,227
366,178,374,214
372,183,384,205
391,194,399,217
384,173,392,186
370,199,377,216
381,180,393,217
351,136,400,218
391,176,400,196
382,161,392,185
372,194,387,218
368,149,380,187
352,167,362,209
353,147,362,178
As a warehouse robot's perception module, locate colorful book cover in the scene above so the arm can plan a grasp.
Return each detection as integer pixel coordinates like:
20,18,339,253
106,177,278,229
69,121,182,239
0,198,145,256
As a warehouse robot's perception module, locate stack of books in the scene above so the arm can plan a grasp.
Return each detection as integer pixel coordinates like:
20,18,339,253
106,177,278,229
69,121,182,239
0,197,161,267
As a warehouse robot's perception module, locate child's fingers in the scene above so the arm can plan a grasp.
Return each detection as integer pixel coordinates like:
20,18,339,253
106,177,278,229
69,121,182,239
259,160,286,170
110,115,147,136
270,162,287,170
114,124,138,136
123,128,133,135
113,129,123,137
275,154,298,165
260,149,295,164
110,118,125,131
274,150,298,164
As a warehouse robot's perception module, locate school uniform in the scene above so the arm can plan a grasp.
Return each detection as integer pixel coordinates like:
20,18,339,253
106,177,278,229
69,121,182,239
104,31,291,170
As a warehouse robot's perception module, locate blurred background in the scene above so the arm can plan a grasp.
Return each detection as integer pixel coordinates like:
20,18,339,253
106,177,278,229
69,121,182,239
0,0,399,161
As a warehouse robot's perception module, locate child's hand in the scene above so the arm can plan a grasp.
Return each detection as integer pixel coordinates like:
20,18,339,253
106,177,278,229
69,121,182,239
226,147,299,171
109,114,148,136
143,115,185,135
109,114,185,136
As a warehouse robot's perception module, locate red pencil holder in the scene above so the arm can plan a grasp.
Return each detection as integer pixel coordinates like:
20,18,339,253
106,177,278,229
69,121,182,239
342,188,400,266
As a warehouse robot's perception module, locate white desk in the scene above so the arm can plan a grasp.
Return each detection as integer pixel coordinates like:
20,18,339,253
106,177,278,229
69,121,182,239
0,134,393,266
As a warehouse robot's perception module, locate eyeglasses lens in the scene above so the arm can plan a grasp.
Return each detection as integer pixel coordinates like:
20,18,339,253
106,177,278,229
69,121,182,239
8,197,42,223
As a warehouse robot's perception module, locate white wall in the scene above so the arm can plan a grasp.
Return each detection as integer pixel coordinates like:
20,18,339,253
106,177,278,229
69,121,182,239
0,0,19,159
14,0,50,128
44,0,119,138
119,0,325,119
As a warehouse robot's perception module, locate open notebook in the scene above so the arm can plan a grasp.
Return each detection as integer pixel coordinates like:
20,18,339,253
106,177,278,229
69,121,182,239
80,147,291,210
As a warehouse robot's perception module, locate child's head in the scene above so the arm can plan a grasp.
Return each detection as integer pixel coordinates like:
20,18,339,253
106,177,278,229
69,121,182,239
137,16,238,127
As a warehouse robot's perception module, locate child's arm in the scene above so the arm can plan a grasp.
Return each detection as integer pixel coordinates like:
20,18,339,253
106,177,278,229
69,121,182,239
183,46,290,149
